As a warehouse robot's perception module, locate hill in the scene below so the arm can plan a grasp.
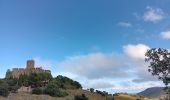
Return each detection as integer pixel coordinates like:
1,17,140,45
138,87,165,98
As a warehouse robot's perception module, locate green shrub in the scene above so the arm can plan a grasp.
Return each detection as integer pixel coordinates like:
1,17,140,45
90,88,94,93
32,87,43,95
44,83,68,97
74,94,88,100
8,85,19,93
53,75,82,89
0,86,9,97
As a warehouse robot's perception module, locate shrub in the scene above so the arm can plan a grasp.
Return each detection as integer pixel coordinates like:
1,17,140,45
8,85,19,93
0,86,9,97
43,83,68,97
53,75,82,89
32,87,43,95
74,94,88,100
90,88,94,93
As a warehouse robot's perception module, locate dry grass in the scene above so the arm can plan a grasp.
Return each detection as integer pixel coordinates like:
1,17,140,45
0,90,159,100
114,94,159,100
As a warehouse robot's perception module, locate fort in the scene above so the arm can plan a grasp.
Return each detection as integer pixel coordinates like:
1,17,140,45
11,60,51,78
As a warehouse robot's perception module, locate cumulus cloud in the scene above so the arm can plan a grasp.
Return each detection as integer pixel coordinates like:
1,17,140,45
131,60,158,83
161,31,170,39
84,79,115,89
123,44,150,60
143,6,165,23
58,52,131,79
123,44,160,83
118,22,132,27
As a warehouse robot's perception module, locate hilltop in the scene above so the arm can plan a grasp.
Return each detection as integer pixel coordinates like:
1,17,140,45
138,87,165,98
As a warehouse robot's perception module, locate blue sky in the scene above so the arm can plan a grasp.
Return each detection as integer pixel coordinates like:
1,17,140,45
1,0,170,93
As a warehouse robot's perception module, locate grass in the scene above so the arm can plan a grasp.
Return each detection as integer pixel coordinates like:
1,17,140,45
114,94,159,100
0,90,160,100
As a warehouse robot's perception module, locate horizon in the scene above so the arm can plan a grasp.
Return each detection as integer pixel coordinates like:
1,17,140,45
0,0,170,93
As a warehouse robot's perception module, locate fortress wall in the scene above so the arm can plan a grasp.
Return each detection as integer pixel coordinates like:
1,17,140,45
11,60,51,78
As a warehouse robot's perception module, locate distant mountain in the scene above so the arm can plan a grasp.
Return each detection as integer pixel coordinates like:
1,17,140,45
138,87,166,98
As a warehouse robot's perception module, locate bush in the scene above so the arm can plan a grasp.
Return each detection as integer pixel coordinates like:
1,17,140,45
0,86,9,97
32,87,43,95
8,85,19,93
53,75,82,89
74,94,88,100
44,83,68,97
90,88,94,93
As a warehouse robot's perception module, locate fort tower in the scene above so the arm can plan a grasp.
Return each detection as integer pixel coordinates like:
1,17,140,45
26,60,35,69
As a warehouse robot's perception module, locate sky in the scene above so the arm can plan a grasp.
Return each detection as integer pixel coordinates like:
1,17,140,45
1,0,170,93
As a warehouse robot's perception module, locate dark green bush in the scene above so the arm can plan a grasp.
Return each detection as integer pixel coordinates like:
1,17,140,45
90,88,94,93
74,94,88,100
0,86,9,97
53,75,82,89
8,85,19,93
44,83,68,97
32,87,43,95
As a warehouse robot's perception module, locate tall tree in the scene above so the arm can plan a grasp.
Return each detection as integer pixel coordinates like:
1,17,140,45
145,48,170,99
5,69,11,79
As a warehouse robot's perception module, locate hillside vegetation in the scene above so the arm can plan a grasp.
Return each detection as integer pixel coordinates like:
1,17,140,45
0,91,159,100
0,71,160,100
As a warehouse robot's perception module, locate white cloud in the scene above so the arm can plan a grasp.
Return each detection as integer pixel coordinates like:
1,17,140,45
143,6,164,23
123,44,150,60
118,22,132,27
84,79,115,89
161,31,170,39
58,52,131,79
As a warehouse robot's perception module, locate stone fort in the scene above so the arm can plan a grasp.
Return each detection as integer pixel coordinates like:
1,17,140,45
11,60,51,78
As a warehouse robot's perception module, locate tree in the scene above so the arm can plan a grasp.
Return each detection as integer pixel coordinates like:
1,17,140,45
74,94,88,100
90,88,94,93
5,69,11,79
145,48,170,99
0,86,9,97
18,74,29,86
32,87,43,95
44,82,68,97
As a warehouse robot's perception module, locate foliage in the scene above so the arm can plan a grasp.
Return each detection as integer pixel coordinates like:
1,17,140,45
43,82,68,97
0,82,9,97
96,90,108,96
145,48,170,86
6,78,18,86
5,69,12,79
32,87,43,95
52,75,82,89
8,85,20,93
18,75,29,86
74,94,88,100
90,88,94,93
18,72,52,87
